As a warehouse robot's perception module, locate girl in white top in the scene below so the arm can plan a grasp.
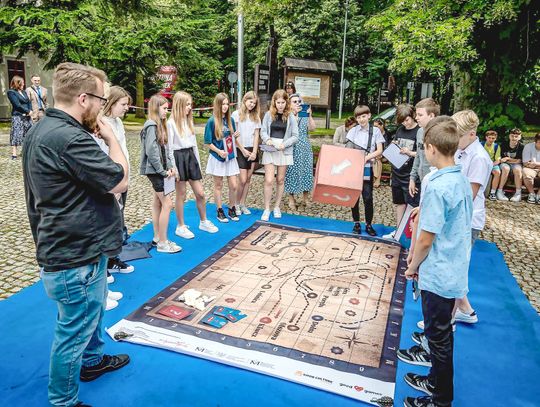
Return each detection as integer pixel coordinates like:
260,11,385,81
101,86,134,260
100,86,133,310
260,89,299,221
204,93,240,223
167,91,218,238
231,91,261,215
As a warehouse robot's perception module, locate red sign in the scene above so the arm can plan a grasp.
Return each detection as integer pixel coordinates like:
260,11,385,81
157,66,178,98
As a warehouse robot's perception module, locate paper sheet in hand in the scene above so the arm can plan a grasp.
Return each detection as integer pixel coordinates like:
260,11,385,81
164,176,175,196
259,144,278,152
382,143,410,169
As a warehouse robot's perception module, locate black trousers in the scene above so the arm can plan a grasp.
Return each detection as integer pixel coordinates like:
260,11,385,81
351,176,374,225
120,191,128,243
422,290,455,407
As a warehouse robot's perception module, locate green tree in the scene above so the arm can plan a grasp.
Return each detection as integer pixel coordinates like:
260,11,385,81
241,0,392,109
367,0,540,134
0,0,224,114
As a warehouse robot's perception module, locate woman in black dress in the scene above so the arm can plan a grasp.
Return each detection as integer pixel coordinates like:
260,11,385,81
7,76,32,159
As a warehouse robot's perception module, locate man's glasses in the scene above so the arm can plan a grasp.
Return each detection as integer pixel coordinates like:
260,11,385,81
83,92,108,106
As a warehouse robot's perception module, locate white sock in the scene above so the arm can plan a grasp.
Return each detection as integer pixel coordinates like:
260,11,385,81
490,189,496,194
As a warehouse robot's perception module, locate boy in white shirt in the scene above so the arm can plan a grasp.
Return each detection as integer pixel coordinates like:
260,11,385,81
452,110,492,324
522,133,540,203
345,105,385,236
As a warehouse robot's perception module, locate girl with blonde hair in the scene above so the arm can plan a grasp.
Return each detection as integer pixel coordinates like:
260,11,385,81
204,93,240,223
259,89,299,221
231,90,261,215
100,86,135,303
140,94,181,253
167,91,218,238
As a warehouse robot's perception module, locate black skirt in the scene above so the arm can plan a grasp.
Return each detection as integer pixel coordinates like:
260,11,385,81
174,148,202,181
236,147,258,170
147,174,164,192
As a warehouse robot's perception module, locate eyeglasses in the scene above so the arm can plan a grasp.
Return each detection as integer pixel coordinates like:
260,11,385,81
83,92,108,106
292,100,302,104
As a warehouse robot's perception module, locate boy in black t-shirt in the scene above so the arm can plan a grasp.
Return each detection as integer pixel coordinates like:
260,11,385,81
384,104,420,239
496,128,524,202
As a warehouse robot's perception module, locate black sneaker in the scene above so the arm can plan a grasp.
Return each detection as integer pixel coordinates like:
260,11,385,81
108,258,134,274
404,396,439,407
365,224,377,236
80,354,130,382
352,222,361,234
397,345,431,367
411,331,425,346
217,208,229,223
228,207,240,221
404,373,434,396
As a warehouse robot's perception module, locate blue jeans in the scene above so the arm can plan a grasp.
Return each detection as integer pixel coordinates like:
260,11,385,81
41,255,108,407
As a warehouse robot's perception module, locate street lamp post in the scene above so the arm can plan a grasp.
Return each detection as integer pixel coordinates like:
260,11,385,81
338,0,349,120
237,12,244,104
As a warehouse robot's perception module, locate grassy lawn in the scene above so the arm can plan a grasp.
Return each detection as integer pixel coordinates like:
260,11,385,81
312,109,354,120
310,127,335,137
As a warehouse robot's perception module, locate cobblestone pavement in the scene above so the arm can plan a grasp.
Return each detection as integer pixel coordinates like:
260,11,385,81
1,124,538,313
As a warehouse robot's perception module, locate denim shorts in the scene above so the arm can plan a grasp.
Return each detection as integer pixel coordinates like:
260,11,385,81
500,163,522,171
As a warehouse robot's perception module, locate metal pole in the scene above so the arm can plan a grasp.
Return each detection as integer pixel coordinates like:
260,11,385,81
237,12,244,105
338,0,349,120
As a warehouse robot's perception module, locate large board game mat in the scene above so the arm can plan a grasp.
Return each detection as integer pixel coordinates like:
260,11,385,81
108,222,407,406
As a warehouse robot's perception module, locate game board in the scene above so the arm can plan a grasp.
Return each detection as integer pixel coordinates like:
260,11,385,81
108,222,407,406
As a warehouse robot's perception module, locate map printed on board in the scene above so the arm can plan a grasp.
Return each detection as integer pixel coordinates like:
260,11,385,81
108,222,407,406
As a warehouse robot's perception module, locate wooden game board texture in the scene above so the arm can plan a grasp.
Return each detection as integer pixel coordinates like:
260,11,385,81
128,222,407,382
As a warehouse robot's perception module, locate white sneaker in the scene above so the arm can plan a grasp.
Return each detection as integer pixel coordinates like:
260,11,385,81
527,194,536,204
273,207,282,218
175,225,195,239
240,205,251,215
454,309,478,324
382,231,396,240
510,192,521,202
235,206,242,216
107,274,115,284
537,194,540,204
107,290,123,301
169,240,182,252
261,209,271,221
157,240,182,253
199,219,219,233
496,190,508,201
106,297,118,311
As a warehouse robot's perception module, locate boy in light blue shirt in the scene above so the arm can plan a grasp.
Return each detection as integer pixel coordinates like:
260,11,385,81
401,116,473,407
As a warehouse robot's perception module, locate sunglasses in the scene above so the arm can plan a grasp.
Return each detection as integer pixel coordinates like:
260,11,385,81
83,92,108,106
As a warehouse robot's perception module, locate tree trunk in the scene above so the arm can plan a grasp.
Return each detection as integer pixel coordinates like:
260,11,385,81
451,65,473,113
135,71,145,119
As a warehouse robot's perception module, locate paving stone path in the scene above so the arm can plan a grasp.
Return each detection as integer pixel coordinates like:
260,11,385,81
1,124,538,313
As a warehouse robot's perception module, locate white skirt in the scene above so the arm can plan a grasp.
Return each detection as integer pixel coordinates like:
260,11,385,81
261,138,293,166
206,154,240,176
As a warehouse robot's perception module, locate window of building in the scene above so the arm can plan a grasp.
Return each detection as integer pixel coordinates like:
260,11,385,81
7,60,26,86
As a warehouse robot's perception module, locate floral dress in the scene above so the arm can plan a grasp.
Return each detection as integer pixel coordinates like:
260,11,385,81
285,116,313,194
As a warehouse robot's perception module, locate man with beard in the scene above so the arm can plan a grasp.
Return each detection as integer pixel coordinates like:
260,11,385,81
22,62,130,407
